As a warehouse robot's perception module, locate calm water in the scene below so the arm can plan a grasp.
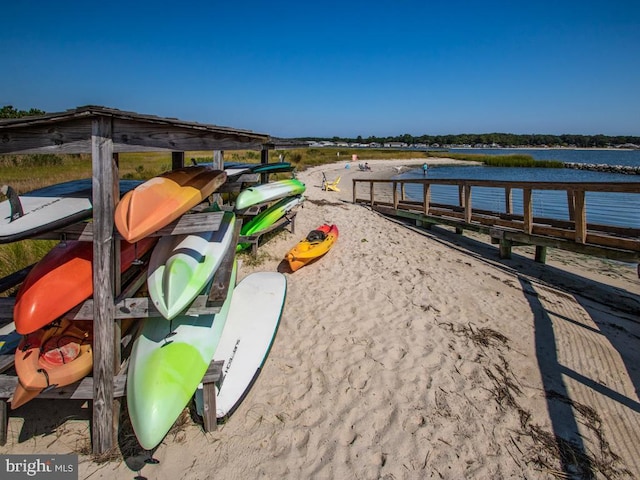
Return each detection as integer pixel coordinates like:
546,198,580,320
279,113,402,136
450,148,640,167
396,149,640,228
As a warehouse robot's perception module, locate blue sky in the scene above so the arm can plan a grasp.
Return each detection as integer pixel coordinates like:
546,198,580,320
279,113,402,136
2,0,639,138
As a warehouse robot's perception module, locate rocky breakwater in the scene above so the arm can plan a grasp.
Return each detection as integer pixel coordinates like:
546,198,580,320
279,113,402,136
564,162,640,175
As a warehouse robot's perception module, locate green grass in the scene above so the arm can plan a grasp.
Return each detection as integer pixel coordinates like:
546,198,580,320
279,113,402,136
426,152,564,168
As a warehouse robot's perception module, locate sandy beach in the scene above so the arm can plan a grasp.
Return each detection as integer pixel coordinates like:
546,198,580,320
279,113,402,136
3,157,639,479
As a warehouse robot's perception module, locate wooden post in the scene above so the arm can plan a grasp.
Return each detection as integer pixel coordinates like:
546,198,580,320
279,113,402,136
171,151,184,170
370,182,375,206
458,185,464,207
352,180,357,203
535,246,547,263
567,190,576,221
463,185,472,224
499,239,512,259
505,187,512,214
574,189,587,243
392,182,398,208
213,151,224,205
91,117,116,454
260,148,269,184
423,183,431,216
523,188,533,234
400,183,406,202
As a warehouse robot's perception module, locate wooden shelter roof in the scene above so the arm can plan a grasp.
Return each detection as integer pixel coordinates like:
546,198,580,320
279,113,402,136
0,105,271,154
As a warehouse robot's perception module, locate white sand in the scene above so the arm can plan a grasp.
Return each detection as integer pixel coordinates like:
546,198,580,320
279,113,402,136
3,158,639,479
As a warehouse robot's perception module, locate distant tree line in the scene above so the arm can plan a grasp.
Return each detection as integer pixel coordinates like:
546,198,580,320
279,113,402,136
0,105,45,118
297,133,640,148
2,106,637,148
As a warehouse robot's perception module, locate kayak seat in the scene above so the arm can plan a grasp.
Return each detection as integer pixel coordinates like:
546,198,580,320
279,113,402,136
306,230,327,243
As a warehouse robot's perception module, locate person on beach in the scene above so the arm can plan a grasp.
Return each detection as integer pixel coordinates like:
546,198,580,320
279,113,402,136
422,163,428,176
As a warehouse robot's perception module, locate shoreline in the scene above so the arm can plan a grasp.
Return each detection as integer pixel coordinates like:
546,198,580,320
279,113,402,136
2,158,639,479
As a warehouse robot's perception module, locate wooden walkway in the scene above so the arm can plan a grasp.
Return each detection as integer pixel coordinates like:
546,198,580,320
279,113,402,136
353,178,640,263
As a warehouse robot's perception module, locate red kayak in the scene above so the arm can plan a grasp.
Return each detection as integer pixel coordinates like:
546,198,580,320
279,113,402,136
14,237,156,335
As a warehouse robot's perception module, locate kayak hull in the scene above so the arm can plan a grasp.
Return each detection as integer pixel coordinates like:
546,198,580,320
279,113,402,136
285,224,339,272
115,167,227,243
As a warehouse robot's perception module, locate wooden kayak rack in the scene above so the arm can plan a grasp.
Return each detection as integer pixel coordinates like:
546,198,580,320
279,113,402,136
0,209,241,445
0,106,274,454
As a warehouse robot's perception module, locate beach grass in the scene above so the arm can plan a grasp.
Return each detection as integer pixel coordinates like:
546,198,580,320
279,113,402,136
426,151,564,168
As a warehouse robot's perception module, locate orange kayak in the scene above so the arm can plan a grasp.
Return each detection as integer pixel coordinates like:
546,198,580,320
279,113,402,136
285,224,338,272
14,237,156,335
11,318,93,409
115,166,227,243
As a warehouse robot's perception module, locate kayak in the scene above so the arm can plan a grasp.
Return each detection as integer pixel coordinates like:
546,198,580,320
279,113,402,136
285,224,339,272
234,179,305,211
212,272,286,420
115,166,227,243
11,318,93,409
224,162,293,174
0,179,142,244
236,195,304,251
147,211,236,320
14,237,157,335
127,261,237,450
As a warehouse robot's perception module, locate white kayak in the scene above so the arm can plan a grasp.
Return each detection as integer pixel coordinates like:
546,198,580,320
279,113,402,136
213,272,287,420
0,179,141,243
147,211,236,320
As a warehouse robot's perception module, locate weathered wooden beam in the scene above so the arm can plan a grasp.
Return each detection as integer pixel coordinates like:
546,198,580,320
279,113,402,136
463,185,472,224
392,182,398,208
206,220,241,307
499,238,513,259
535,246,547,263
260,148,269,184
505,187,512,215
574,190,587,244
423,183,431,216
91,116,116,455
523,188,533,234
201,360,224,432
172,151,185,170
31,211,225,242
567,190,576,221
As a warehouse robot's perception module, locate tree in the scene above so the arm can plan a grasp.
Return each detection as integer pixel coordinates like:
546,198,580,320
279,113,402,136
0,105,45,118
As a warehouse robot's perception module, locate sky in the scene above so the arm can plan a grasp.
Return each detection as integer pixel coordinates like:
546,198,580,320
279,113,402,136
2,0,639,138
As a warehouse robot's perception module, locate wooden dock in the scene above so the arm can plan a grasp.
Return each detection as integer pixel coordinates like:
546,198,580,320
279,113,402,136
353,178,640,263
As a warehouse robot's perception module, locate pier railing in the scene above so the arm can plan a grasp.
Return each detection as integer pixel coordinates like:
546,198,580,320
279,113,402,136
353,178,640,263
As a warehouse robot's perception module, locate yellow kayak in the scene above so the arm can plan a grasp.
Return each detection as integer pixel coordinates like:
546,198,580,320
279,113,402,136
285,224,338,272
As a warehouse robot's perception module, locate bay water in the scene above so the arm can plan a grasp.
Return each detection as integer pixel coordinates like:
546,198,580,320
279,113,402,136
395,149,640,229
